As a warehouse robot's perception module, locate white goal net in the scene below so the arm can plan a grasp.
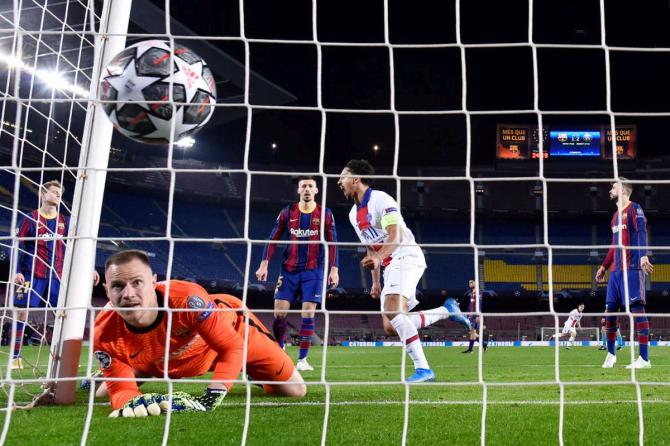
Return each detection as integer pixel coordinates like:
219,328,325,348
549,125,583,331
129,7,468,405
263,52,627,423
1,0,668,445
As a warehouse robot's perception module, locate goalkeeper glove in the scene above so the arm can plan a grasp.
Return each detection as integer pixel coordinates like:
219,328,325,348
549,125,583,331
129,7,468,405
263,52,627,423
169,388,227,413
108,393,166,418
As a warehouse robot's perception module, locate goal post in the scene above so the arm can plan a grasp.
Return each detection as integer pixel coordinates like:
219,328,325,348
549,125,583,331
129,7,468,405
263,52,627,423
47,0,133,405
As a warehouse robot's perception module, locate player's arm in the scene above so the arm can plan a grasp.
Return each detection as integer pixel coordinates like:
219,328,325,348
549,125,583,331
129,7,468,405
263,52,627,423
97,351,143,410
187,295,245,391
256,207,288,281
325,208,339,287
361,224,401,270
366,246,382,298
596,242,615,283
13,215,32,284
632,205,654,274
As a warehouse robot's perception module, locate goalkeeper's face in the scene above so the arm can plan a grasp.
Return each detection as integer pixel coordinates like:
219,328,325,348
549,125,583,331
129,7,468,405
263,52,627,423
104,258,159,327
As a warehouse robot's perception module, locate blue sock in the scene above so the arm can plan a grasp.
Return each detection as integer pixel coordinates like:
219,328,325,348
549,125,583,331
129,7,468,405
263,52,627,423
298,317,315,360
467,339,475,351
633,314,649,361
272,317,287,348
12,321,25,359
605,316,617,355
616,331,624,348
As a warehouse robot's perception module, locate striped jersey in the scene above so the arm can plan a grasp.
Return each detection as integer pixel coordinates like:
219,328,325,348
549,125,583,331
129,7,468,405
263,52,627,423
468,289,483,314
602,202,648,272
262,203,338,272
348,188,425,268
15,210,69,279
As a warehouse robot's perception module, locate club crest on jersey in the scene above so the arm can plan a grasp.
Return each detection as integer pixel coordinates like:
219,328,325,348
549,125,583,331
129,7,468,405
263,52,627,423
312,218,320,225
95,350,112,369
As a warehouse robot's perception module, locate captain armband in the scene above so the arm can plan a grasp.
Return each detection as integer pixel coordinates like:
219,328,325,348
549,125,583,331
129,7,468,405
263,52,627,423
380,212,399,229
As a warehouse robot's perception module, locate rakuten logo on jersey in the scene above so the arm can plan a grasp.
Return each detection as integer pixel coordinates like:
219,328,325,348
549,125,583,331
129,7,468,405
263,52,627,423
38,233,63,240
612,224,627,233
290,228,319,238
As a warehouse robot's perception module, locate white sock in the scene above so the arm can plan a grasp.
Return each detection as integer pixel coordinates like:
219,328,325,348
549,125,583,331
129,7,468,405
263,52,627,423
407,307,449,330
569,336,575,346
390,314,429,370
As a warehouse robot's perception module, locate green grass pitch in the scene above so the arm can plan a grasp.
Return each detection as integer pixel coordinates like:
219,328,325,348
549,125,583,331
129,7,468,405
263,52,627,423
1,345,668,445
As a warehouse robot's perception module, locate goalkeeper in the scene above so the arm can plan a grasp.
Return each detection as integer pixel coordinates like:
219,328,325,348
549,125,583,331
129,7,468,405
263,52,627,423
94,249,306,418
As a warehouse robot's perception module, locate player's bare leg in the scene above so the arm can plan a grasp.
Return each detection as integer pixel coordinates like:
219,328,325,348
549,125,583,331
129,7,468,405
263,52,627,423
384,294,434,382
265,369,307,397
296,301,317,371
273,299,290,349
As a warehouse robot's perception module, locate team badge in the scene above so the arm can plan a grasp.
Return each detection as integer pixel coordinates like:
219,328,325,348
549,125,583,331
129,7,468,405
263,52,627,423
95,350,112,369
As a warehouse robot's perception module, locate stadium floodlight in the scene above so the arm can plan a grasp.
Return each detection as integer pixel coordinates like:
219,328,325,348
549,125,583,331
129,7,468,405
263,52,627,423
0,51,89,97
176,136,196,148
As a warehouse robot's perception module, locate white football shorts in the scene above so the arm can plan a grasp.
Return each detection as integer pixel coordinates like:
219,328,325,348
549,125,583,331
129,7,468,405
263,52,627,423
562,323,577,335
380,256,426,312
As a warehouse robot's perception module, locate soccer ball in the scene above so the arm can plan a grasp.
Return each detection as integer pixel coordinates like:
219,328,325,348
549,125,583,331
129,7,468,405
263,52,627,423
99,40,217,145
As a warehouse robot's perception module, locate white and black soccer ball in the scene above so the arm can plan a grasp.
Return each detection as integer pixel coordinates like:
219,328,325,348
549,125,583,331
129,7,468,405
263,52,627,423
99,40,217,145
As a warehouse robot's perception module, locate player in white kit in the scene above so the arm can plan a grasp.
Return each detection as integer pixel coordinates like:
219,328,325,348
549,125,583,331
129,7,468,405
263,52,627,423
551,303,585,349
337,159,467,383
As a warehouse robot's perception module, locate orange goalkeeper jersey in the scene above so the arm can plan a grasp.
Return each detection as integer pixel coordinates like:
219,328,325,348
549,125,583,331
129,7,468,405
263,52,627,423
94,280,255,409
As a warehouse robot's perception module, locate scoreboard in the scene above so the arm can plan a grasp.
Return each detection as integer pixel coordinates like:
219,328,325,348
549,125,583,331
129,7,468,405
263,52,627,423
496,125,636,160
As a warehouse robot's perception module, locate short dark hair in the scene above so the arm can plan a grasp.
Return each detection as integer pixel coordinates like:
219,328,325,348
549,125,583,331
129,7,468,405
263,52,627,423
297,176,318,185
344,159,375,186
105,249,152,272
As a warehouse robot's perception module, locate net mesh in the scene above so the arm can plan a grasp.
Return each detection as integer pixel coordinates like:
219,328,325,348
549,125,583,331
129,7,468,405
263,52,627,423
0,0,667,445
0,0,98,400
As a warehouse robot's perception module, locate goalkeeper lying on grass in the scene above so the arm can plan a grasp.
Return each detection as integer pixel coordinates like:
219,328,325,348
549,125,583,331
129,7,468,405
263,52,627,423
93,249,306,418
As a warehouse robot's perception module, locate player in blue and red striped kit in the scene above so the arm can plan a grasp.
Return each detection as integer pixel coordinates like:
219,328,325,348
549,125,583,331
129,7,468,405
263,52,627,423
462,279,487,353
12,180,99,370
255,177,339,372
12,180,69,369
596,178,654,369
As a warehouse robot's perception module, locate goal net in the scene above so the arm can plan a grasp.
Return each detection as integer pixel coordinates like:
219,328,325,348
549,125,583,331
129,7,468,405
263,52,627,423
1,0,668,445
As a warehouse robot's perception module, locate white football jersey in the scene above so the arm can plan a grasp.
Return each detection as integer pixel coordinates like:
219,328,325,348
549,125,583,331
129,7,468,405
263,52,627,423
348,189,425,267
566,308,583,327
